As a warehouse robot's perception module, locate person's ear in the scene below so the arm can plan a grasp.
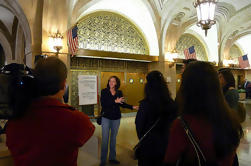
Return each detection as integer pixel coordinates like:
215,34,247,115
60,79,66,90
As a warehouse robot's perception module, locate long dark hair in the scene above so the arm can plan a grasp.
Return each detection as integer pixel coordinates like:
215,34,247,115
106,76,120,90
177,62,243,158
144,71,174,116
218,68,235,94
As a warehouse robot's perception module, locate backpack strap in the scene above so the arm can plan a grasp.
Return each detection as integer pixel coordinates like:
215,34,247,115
178,116,206,166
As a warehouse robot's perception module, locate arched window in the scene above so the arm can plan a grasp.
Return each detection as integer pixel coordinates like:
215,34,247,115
229,44,242,64
176,34,208,61
77,11,149,55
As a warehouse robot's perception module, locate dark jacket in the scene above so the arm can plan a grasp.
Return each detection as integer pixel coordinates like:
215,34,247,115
135,99,177,161
224,88,239,111
101,88,133,120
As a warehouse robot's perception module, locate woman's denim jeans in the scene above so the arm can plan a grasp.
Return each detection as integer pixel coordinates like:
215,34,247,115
100,117,120,164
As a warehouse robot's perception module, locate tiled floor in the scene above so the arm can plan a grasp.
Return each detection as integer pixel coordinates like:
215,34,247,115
78,104,251,166
1,105,250,166
78,116,138,166
238,101,251,166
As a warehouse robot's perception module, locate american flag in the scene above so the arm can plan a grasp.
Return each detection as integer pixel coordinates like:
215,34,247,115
184,46,197,60
238,54,250,68
67,25,78,55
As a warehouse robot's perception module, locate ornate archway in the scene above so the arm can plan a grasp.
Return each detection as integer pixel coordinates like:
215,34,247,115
77,11,149,55
0,32,12,64
229,44,243,64
0,0,32,66
176,33,208,61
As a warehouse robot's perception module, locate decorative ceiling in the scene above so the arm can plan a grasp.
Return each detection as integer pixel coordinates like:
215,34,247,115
48,0,251,51
2,0,248,62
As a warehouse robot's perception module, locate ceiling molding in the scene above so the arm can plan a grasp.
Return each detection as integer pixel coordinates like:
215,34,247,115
216,2,236,22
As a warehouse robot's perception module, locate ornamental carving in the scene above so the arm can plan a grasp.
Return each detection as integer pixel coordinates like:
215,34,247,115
77,11,149,55
229,44,242,64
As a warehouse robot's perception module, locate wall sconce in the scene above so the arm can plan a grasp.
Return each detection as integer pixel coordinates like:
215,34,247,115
165,49,178,68
222,59,238,67
222,59,231,67
48,30,64,57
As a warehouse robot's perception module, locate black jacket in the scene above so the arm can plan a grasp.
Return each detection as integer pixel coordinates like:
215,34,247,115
101,88,133,120
224,88,239,111
135,99,177,160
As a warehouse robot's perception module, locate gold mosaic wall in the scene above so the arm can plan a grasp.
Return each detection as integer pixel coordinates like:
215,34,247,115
229,44,242,64
77,11,149,55
70,57,148,114
70,57,148,72
176,34,208,61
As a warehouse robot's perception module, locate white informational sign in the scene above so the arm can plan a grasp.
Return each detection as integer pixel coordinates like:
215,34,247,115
78,75,98,105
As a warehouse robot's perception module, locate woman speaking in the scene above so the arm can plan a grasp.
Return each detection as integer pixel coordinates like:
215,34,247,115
100,76,138,166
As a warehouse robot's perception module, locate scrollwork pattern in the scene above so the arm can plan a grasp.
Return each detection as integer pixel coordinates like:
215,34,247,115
77,11,149,55
176,34,208,61
229,44,242,64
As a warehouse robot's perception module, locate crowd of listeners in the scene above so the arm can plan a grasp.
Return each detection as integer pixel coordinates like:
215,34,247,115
3,57,244,166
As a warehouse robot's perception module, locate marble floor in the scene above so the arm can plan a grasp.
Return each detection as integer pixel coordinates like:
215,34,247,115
78,115,138,166
237,101,251,166
78,102,251,166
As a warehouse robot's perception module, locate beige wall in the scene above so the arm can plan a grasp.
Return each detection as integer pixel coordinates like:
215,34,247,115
18,0,69,63
42,0,69,54
18,0,43,57
245,71,251,81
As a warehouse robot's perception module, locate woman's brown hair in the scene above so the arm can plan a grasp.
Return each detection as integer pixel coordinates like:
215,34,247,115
177,61,243,158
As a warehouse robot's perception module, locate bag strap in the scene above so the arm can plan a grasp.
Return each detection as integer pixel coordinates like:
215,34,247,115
178,116,206,166
134,118,160,150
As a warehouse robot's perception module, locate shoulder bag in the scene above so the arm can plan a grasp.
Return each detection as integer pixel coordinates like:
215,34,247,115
96,111,103,125
177,116,218,166
133,118,160,160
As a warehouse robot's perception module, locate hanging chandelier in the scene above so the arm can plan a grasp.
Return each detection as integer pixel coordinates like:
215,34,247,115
194,0,218,36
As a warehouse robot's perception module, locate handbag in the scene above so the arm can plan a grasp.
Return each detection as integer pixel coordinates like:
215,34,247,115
96,116,102,125
177,116,218,166
133,118,160,160
96,111,103,125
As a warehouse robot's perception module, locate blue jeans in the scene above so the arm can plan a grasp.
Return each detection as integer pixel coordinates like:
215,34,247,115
100,117,120,164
